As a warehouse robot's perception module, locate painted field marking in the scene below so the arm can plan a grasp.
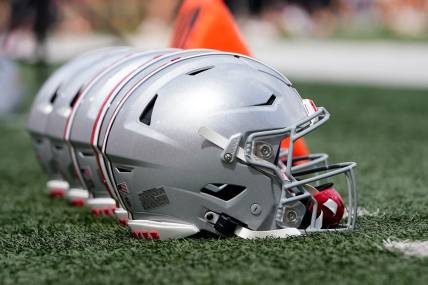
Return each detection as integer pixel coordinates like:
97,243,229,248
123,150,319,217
384,239,428,258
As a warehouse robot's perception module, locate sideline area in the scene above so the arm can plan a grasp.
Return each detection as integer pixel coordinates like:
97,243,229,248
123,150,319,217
3,32,428,89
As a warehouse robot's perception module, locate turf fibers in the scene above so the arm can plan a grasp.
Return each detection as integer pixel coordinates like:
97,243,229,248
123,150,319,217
0,70,427,284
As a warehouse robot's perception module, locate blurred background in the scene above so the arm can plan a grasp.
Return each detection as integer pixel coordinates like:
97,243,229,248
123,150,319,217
0,0,427,115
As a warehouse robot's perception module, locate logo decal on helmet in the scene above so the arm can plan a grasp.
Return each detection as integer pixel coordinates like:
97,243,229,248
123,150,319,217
139,187,170,210
117,182,129,193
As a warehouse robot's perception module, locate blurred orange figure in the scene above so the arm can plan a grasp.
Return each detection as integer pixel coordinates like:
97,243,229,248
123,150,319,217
170,0,309,158
170,0,250,54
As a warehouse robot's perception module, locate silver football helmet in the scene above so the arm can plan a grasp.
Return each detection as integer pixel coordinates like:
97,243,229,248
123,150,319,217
102,51,357,240
87,49,213,223
44,47,135,206
27,47,127,198
66,49,178,216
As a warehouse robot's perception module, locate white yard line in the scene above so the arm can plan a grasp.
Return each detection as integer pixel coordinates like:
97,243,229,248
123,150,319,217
356,207,381,217
343,207,381,219
384,239,428,258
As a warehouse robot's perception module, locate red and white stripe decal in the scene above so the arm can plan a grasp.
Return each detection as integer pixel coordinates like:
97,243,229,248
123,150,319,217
302,98,318,116
90,53,166,146
63,52,135,192
88,53,172,203
63,52,136,141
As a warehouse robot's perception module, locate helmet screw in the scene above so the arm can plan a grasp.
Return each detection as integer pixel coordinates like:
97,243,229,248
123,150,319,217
287,210,297,223
205,213,214,221
204,211,217,223
223,153,233,163
250,203,262,216
258,143,273,159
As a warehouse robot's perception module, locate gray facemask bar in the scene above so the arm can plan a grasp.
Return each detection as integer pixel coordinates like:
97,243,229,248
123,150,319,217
291,164,357,231
244,107,357,231
287,153,329,173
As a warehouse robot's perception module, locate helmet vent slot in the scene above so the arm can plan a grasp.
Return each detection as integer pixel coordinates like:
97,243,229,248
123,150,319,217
187,66,213,76
201,183,246,201
79,151,94,157
49,88,59,104
54,144,63,150
139,94,158,125
69,87,82,108
116,166,133,173
252,94,276,107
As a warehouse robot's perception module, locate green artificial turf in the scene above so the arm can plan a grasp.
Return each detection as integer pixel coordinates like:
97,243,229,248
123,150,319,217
0,67,428,284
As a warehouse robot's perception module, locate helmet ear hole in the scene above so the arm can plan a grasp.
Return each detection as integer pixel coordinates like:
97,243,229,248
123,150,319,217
139,94,158,125
201,183,246,201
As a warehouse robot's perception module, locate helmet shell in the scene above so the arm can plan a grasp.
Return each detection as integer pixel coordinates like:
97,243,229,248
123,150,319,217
104,52,307,234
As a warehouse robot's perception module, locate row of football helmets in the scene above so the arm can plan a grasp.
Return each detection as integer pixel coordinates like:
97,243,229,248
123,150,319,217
28,47,357,240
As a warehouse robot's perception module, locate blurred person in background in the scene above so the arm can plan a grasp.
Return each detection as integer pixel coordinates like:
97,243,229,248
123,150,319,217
1,0,57,115
224,0,427,39
377,0,428,37
2,0,58,63
2,0,427,58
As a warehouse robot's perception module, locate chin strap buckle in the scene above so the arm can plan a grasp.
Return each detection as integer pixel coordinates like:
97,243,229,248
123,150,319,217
207,211,304,239
212,213,245,237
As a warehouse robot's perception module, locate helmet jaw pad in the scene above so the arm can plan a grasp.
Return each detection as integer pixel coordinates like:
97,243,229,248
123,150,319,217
128,219,199,240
